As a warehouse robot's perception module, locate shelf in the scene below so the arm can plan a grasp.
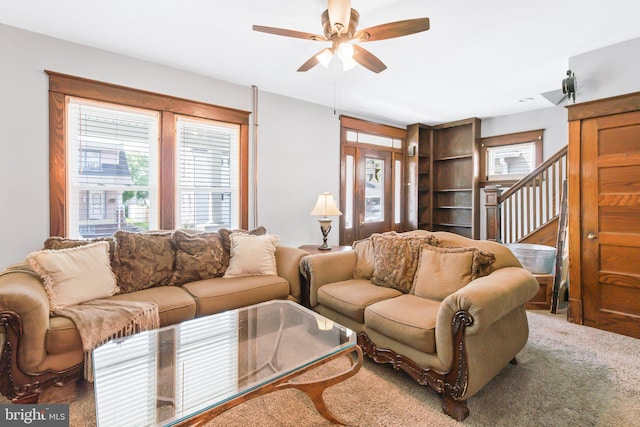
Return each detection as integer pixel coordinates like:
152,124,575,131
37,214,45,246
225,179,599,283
433,154,472,161
433,188,472,192
434,206,472,210
432,222,472,228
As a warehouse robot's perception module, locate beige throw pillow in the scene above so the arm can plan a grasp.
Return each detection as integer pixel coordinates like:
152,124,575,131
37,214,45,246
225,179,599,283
27,241,118,313
44,236,116,267
412,244,497,300
217,226,267,256
412,245,475,300
224,233,280,278
352,237,377,279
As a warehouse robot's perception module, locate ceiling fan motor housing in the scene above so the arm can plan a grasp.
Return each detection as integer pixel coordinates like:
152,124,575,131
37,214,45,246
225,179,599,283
322,8,359,39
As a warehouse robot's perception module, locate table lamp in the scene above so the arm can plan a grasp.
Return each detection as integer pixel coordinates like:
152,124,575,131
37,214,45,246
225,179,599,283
310,192,342,250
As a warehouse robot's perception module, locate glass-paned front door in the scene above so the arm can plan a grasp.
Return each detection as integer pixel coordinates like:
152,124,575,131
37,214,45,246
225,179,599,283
364,158,384,223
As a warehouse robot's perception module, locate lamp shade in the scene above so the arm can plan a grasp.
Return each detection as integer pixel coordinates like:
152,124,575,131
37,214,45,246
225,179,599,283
310,192,342,217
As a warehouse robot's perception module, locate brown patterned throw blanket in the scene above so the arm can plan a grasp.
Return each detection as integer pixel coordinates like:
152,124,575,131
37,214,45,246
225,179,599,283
54,299,160,381
2,262,160,381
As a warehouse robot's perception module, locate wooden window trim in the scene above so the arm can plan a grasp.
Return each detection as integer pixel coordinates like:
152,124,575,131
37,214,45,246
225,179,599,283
47,71,250,237
479,129,543,187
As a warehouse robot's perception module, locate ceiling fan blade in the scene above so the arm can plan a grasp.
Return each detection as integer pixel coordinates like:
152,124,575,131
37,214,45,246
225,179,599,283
355,18,430,42
297,48,331,72
252,25,327,41
352,45,387,73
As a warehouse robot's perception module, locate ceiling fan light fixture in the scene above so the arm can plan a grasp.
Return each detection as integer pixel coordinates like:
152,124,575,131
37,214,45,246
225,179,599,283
337,42,354,61
337,42,356,70
316,48,334,68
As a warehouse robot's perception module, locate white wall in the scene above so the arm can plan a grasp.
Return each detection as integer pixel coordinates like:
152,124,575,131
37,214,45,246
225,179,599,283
570,37,640,103
255,91,341,247
0,23,340,266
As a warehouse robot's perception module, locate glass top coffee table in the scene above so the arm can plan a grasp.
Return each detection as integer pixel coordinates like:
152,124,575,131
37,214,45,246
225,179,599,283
93,300,362,426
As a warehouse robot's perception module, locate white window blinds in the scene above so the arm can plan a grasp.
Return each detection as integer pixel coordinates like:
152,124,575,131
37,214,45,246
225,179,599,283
93,333,158,427
175,313,239,414
176,117,240,231
67,98,159,238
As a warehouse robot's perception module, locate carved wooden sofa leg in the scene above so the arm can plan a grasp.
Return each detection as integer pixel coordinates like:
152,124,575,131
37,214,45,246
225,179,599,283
1,311,83,404
442,393,469,422
357,310,474,422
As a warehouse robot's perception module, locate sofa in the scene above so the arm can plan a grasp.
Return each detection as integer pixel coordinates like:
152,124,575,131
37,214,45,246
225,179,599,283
0,228,308,404
300,230,539,421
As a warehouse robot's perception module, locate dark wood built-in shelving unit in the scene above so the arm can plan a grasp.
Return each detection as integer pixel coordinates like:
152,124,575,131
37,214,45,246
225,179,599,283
407,118,481,239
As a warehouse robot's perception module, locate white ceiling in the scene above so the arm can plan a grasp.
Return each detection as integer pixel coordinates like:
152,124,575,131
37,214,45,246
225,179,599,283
2,0,640,126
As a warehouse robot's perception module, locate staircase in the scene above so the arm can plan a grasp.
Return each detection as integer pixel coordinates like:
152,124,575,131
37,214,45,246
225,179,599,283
485,146,567,246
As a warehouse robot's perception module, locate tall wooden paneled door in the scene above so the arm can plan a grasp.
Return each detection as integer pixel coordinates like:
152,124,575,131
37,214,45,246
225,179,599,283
568,92,640,339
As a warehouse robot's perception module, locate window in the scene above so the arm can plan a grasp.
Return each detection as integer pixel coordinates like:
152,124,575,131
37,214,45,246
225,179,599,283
68,99,159,237
175,117,240,231
480,129,543,185
48,71,250,237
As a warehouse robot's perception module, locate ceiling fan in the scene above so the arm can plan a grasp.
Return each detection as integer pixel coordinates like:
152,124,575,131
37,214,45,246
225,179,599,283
252,0,430,73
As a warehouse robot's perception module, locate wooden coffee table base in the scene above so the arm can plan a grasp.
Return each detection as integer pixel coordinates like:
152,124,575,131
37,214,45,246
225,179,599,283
175,345,363,426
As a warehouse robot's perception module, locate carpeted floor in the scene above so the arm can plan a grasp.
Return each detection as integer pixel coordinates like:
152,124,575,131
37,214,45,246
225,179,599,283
8,309,640,426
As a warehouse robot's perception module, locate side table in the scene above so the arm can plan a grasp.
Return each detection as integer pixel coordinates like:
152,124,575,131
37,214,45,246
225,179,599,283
526,273,553,310
298,245,353,255
298,245,353,308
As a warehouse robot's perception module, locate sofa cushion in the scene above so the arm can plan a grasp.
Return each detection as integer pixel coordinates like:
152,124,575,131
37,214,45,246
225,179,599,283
172,230,228,285
223,233,279,278
365,294,440,354
46,316,83,355
182,275,289,316
27,242,119,312
370,233,441,293
113,230,176,293
317,280,403,323
109,286,196,327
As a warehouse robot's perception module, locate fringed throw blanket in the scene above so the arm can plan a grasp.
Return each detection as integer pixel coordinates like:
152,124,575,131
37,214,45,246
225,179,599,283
54,299,160,381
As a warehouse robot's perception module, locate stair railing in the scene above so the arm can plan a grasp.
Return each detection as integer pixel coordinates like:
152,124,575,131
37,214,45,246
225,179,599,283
486,146,567,243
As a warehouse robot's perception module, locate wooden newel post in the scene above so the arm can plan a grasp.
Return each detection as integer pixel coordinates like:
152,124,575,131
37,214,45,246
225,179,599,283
485,185,502,242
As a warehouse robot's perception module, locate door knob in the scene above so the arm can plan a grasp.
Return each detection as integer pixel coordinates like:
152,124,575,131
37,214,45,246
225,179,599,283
587,233,597,240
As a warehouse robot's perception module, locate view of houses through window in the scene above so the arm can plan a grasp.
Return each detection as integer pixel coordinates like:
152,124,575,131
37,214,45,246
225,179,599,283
68,99,159,238
67,98,240,238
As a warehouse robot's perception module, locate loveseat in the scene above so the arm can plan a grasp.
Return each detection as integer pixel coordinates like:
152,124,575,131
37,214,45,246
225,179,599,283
300,230,539,421
0,228,308,403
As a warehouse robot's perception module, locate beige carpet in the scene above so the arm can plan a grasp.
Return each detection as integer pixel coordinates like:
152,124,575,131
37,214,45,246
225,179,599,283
11,310,640,426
